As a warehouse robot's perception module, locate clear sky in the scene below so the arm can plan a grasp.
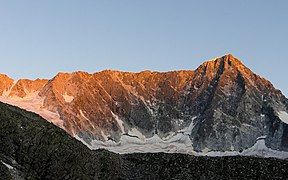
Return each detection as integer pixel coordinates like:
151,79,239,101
0,1,287,96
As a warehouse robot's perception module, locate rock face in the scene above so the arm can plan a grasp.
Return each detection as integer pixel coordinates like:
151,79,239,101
1,101,288,179
184,55,288,152
9,79,48,98
0,74,14,96
0,54,287,153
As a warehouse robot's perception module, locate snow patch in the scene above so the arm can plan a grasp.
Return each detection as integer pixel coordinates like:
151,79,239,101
1,161,13,170
256,135,267,140
63,92,74,103
208,58,217,62
75,131,194,154
182,117,196,135
241,138,288,159
75,133,288,159
203,151,240,157
74,135,93,148
101,131,108,141
128,128,146,140
80,110,89,121
0,93,65,130
199,136,288,159
278,111,288,124
75,117,197,154
111,111,125,132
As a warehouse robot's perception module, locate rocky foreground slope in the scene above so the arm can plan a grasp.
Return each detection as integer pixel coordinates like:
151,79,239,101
0,101,288,179
0,54,288,154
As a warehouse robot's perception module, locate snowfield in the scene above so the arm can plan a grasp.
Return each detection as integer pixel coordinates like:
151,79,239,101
0,94,65,129
278,111,288,124
75,133,288,159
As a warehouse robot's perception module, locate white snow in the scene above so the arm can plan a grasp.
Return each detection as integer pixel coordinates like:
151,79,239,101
199,136,288,159
183,117,197,135
75,124,194,154
0,93,65,129
111,111,125,133
75,132,288,159
208,58,217,62
74,135,93,147
74,117,197,154
75,131,194,154
63,92,74,103
241,138,288,159
203,151,240,157
101,131,108,141
128,128,146,140
278,111,288,124
80,110,89,121
78,116,288,157
1,161,13,170
256,135,267,140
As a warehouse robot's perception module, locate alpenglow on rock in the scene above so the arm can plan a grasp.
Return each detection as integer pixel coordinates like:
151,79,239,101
0,54,287,154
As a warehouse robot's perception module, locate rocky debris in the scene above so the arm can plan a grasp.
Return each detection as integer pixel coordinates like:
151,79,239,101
0,101,99,179
123,153,288,180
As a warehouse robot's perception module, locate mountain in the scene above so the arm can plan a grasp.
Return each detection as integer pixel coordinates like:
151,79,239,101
1,100,288,179
0,54,288,155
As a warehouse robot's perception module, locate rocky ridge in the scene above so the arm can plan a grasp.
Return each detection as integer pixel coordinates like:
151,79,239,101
0,54,287,154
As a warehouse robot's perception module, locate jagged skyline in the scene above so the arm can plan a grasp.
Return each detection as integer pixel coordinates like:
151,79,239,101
0,1,287,96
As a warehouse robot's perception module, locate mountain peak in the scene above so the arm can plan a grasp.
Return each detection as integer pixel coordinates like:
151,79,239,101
195,54,244,76
212,54,245,66
208,54,244,66
223,53,235,59
222,54,244,66
197,54,248,77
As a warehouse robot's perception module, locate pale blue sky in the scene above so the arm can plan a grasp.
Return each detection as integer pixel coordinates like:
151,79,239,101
0,1,287,96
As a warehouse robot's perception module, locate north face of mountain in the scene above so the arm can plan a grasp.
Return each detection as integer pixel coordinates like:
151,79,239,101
184,54,288,151
0,54,287,154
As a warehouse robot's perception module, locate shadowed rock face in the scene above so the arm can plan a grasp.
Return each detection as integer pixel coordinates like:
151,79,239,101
184,55,288,151
0,54,287,152
1,101,288,179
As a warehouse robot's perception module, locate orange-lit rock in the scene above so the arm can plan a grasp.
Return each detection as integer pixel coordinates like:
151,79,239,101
0,74,14,96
